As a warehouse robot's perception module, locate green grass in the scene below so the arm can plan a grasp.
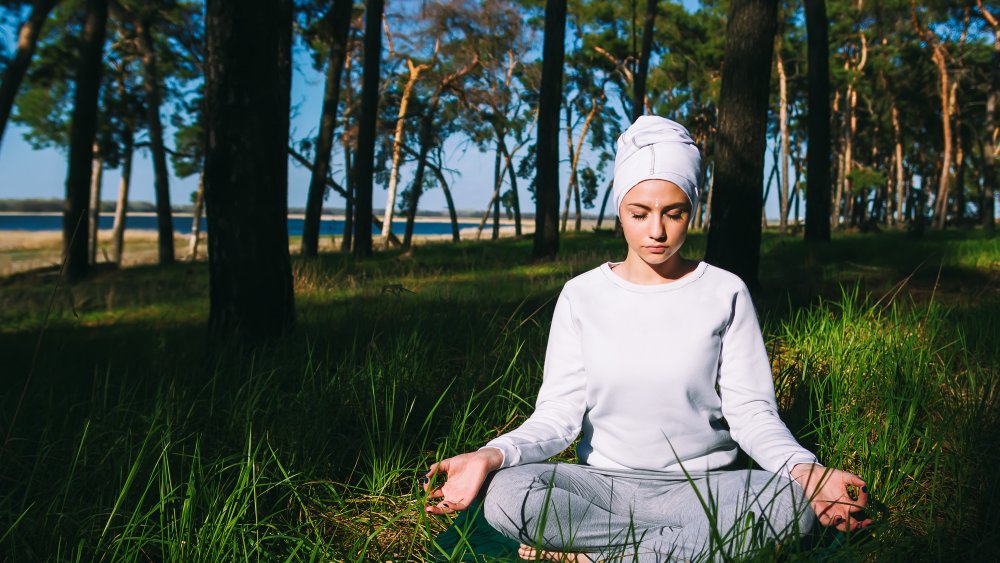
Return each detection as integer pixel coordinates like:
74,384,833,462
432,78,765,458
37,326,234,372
1,229,999,560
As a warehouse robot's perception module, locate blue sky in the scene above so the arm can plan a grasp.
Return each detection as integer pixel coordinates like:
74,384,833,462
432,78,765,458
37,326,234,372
1,0,797,220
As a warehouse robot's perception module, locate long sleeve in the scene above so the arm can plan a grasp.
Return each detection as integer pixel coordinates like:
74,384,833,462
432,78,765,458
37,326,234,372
717,285,817,477
483,291,587,468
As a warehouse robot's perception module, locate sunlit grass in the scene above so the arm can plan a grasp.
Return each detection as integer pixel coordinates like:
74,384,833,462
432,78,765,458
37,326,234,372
1,229,998,559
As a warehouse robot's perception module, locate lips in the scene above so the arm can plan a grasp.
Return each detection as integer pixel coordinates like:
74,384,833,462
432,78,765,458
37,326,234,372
645,246,668,253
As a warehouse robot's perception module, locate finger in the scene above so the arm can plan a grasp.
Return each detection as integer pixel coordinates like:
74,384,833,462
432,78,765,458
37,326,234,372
433,499,457,514
424,498,455,515
426,485,445,499
423,464,439,492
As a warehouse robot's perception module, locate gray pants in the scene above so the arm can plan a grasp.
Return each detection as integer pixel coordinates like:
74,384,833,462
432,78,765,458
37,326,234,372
482,463,816,562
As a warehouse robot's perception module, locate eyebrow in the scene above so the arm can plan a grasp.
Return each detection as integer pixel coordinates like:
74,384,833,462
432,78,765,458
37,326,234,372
626,202,690,211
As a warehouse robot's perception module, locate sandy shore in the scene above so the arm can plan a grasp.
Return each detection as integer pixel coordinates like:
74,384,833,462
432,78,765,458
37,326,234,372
0,217,569,277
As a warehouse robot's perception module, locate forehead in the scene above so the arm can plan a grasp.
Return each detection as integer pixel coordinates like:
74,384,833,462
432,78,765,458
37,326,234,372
623,180,688,204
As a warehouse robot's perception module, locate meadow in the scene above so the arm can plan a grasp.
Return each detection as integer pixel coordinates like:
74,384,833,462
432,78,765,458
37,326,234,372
1,229,998,561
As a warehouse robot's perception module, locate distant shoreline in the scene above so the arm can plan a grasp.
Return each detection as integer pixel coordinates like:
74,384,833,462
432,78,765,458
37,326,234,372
0,211,522,227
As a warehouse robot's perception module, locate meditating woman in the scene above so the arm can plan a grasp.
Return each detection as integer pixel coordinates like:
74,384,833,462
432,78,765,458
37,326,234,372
423,116,871,561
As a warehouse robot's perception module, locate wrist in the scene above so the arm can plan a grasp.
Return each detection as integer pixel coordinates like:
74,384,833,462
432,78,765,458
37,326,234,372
790,462,823,487
476,447,504,471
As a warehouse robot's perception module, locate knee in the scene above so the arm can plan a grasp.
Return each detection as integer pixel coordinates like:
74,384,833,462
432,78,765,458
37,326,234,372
753,472,817,536
481,466,532,535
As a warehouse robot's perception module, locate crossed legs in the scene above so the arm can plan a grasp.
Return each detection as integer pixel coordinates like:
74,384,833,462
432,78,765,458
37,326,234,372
482,463,816,562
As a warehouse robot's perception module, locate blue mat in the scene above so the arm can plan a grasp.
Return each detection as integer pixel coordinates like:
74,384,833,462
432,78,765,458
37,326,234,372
430,498,521,562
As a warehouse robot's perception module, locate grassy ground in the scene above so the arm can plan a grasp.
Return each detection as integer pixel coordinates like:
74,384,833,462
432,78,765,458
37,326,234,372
1,229,998,561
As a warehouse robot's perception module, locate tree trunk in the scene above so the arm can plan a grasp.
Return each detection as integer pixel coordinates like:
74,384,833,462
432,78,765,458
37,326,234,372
492,144,501,240
776,45,790,232
430,161,460,242
497,136,522,237
135,17,174,265
632,0,657,122
88,146,103,265
533,0,567,260
302,0,353,257
804,0,831,242
762,143,777,229
561,104,574,233
111,126,133,265
352,0,384,259
204,0,295,343
953,96,965,227
982,6,998,234
891,101,905,227
0,0,59,152
596,179,613,229
63,0,108,282
403,103,439,249
704,0,777,290
476,146,507,240
382,58,426,248
932,45,952,229
188,173,205,260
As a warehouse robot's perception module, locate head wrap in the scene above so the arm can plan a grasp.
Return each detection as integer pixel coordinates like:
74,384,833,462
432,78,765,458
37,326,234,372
612,116,701,217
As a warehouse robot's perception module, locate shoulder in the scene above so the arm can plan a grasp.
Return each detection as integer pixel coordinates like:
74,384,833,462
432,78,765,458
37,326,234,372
698,263,750,296
560,263,608,296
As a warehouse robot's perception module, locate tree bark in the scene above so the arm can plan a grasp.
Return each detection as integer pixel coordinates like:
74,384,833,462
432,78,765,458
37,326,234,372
911,5,952,230
776,45,790,232
135,17,175,264
804,0,831,242
891,100,905,227
402,102,438,249
352,0,384,259
596,179,613,229
188,173,205,260
0,0,59,152
111,126,133,265
533,0,567,260
561,103,574,232
63,0,108,281
632,0,657,122
978,0,997,234
704,0,778,290
497,136,522,237
302,0,353,257
204,0,295,343
88,146,103,264
382,57,428,247
400,57,477,249
492,143,501,239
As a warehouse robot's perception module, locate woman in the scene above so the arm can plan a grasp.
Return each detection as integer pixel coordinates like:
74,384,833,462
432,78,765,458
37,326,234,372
424,116,871,561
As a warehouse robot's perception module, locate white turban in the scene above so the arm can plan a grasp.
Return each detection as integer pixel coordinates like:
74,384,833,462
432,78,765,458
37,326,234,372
612,116,701,217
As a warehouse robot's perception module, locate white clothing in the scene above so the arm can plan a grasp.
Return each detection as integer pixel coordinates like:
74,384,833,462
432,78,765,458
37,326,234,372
483,261,817,478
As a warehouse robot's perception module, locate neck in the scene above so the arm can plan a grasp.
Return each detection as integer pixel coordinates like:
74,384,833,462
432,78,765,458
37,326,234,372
614,252,695,285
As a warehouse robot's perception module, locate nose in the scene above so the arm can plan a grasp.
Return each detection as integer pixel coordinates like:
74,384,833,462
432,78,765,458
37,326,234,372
648,215,666,241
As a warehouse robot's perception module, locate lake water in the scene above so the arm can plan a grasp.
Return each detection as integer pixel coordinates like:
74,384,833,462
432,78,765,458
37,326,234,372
0,213,479,236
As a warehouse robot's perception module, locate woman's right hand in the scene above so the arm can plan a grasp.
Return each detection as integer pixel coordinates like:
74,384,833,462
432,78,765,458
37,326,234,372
423,447,504,515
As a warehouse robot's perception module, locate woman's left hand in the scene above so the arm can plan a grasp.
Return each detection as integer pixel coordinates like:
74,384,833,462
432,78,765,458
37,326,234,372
790,463,873,532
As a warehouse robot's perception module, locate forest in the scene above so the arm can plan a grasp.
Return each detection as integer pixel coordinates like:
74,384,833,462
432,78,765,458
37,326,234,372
1,0,999,560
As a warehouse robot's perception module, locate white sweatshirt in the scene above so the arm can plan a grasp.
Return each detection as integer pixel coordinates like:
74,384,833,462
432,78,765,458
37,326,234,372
484,261,817,478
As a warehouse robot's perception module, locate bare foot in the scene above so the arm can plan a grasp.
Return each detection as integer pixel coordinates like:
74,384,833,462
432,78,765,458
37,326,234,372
518,543,592,562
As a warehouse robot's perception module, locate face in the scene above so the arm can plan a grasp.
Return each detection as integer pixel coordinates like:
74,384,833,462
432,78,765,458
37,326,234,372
619,179,691,271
